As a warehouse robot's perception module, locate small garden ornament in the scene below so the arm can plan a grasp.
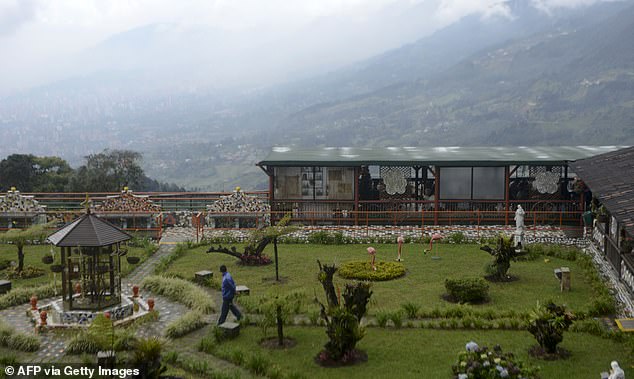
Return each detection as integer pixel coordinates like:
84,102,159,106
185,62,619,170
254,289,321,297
367,247,377,271
427,233,442,259
396,236,404,261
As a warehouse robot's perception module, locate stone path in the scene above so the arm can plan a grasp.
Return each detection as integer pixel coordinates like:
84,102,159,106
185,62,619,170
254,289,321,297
585,244,634,318
0,230,194,361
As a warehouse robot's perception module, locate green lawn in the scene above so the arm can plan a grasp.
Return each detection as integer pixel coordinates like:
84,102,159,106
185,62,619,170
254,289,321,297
0,243,154,288
164,243,597,315
214,326,632,379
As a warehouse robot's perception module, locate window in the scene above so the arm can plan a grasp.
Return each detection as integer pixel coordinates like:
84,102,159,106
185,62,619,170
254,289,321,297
439,167,505,200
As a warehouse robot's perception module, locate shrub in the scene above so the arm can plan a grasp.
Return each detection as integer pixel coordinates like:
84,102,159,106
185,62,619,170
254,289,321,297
338,261,405,281
246,352,270,376
480,235,525,280
448,232,467,244
445,278,489,303
526,301,575,355
165,311,207,338
0,259,11,271
66,332,101,355
142,275,215,313
375,311,390,327
0,283,58,310
452,342,539,378
401,302,420,319
0,321,40,352
389,311,404,328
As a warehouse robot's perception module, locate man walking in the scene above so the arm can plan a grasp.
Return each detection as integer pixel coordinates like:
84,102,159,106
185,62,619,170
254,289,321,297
218,265,242,325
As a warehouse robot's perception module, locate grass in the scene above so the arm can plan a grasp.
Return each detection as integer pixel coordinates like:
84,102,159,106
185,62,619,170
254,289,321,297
216,326,632,379
0,243,156,288
165,243,598,315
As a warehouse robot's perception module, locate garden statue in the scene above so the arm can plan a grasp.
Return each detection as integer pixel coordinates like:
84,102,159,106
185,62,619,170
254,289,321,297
396,236,404,261
515,205,525,230
428,233,442,259
367,247,377,271
514,205,525,248
606,361,625,379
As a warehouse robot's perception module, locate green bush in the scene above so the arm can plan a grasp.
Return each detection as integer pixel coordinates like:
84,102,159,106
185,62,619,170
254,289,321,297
66,332,101,355
245,353,270,376
0,321,40,352
0,283,58,310
389,311,404,328
452,343,539,378
375,310,390,327
165,311,207,338
5,265,46,279
142,275,215,313
448,232,467,244
401,302,420,319
445,278,489,303
338,260,405,281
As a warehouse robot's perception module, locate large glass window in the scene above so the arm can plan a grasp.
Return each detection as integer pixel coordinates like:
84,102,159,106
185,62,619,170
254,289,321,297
439,167,505,200
439,167,471,199
473,167,505,199
327,167,355,200
274,167,301,199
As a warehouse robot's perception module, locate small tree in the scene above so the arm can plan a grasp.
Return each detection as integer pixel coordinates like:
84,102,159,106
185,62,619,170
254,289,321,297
315,261,372,363
207,214,296,269
0,223,51,273
526,301,575,356
480,234,525,281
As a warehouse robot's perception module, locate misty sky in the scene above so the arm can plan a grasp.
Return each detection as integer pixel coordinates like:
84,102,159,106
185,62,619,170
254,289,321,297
0,0,613,94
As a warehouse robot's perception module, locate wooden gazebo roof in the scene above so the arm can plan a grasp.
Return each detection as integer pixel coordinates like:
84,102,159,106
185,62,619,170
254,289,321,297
47,212,132,247
570,146,634,237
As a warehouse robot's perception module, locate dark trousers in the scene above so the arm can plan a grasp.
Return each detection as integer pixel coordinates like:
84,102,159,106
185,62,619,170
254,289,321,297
218,297,242,325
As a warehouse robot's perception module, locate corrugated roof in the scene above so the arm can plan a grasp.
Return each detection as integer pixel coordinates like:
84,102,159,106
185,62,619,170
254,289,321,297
570,146,634,237
258,146,625,166
47,213,132,247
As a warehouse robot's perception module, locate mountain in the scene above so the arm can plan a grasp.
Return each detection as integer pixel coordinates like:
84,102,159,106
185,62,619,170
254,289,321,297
266,0,634,148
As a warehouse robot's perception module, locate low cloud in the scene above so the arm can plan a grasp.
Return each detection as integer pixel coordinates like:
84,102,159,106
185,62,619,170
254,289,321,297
0,0,36,36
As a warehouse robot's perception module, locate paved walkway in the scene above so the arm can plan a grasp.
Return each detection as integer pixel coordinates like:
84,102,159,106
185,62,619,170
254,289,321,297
0,231,193,361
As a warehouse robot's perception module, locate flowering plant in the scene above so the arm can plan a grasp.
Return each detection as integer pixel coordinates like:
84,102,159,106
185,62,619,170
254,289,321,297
452,342,538,379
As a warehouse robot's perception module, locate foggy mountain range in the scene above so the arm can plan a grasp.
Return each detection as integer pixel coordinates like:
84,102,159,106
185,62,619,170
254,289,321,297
0,0,633,191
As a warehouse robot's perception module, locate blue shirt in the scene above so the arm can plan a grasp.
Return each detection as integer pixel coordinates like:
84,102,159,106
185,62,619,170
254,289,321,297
221,272,236,300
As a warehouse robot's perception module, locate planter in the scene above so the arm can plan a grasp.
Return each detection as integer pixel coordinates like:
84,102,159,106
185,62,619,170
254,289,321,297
50,265,63,273
127,256,140,264
41,256,54,265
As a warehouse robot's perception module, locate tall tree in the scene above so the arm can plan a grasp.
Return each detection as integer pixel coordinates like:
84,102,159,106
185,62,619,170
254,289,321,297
71,149,145,192
0,154,37,191
0,223,51,273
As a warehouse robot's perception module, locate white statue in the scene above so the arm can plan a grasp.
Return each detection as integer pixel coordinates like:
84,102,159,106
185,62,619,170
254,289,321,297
608,361,625,379
514,205,525,230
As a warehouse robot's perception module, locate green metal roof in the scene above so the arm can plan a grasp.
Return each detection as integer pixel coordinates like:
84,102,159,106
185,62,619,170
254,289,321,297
258,146,627,167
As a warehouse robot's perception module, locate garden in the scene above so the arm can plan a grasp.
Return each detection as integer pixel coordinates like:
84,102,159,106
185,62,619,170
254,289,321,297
0,228,633,379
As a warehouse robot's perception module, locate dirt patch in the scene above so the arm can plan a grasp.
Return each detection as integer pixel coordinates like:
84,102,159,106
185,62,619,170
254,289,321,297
314,349,368,368
528,345,571,360
260,337,297,349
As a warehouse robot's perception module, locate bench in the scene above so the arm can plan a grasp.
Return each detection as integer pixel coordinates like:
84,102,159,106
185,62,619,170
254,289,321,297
218,322,240,339
194,270,213,285
236,285,250,296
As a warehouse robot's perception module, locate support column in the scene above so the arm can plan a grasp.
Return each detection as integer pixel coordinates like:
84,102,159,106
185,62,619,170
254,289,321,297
354,166,360,226
505,166,510,226
434,167,440,225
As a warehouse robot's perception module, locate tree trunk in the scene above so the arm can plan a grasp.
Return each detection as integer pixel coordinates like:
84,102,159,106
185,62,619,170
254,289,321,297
17,244,24,273
274,238,279,281
276,305,284,347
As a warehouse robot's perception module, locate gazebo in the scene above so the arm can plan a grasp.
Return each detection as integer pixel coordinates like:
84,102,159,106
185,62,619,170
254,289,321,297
47,211,132,311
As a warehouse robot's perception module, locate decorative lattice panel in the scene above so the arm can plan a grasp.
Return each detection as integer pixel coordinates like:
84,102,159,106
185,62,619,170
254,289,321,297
380,166,409,195
530,166,562,194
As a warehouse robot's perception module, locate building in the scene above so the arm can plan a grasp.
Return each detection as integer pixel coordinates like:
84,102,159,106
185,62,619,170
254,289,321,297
257,146,623,226
570,146,634,294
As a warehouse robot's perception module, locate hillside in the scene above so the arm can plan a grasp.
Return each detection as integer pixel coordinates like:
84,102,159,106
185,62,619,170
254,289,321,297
266,1,634,148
